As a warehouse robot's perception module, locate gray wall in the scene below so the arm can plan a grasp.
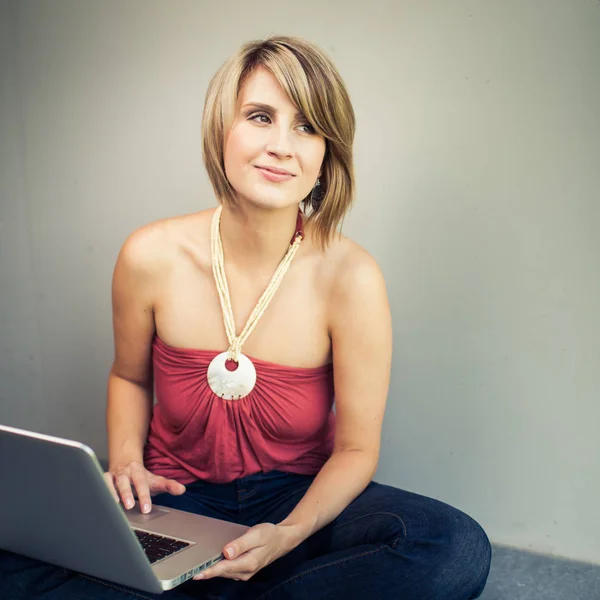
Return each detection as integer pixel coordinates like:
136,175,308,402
1,0,599,565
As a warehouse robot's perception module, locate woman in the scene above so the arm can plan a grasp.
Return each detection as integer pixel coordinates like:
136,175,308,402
0,36,491,599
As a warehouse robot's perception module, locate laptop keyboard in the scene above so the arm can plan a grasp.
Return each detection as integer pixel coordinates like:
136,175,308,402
133,529,191,564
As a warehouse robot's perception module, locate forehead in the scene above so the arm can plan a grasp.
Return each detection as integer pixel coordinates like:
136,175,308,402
237,67,296,110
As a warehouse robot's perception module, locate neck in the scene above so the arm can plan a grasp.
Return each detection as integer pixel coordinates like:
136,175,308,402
218,202,302,272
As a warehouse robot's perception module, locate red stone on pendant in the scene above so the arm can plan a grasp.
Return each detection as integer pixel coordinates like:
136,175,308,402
225,359,239,372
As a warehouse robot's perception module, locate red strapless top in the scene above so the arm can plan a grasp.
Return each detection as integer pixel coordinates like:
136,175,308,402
144,336,335,484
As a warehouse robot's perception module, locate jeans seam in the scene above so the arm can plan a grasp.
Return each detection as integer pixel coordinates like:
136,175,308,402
238,473,263,501
76,573,156,599
255,546,387,600
238,482,261,501
332,510,408,538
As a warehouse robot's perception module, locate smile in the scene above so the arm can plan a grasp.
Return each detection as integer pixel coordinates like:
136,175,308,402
255,166,295,182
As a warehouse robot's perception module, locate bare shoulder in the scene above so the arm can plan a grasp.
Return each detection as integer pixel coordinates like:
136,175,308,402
319,234,388,308
320,234,392,383
116,210,212,276
110,210,213,379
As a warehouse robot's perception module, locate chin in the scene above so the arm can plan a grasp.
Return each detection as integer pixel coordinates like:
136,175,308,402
235,186,302,211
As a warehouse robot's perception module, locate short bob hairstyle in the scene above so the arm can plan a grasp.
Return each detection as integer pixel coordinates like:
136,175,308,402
202,36,355,249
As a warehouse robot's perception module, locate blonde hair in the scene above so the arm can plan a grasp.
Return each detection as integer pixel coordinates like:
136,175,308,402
202,36,355,249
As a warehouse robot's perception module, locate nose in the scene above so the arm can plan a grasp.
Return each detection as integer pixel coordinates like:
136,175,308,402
265,125,294,159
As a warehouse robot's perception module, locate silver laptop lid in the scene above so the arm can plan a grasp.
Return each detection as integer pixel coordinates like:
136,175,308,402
0,424,162,594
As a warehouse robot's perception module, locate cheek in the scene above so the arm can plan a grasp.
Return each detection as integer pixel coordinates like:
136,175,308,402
224,125,260,174
304,141,326,177
224,129,246,172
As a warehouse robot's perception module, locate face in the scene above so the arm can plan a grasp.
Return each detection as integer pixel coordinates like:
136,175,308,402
223,67,326,210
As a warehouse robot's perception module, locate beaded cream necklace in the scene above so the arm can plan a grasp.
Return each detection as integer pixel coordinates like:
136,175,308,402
207,205,304,400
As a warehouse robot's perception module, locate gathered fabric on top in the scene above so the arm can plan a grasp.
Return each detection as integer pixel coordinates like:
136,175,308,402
144,336,336,484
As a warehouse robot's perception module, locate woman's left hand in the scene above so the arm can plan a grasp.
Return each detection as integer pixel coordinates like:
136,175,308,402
193,522,292,581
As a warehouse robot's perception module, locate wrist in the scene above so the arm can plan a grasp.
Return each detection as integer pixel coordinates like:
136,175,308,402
108,454,144,472
276,521,313,552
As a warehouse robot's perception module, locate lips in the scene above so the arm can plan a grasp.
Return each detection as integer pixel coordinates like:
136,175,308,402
255,165,295,176
255,166,295,183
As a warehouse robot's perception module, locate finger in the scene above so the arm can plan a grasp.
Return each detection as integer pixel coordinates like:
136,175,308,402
103,472,120,503
223,527,263,560
130,465,152,513
148,474,186,496
115,473,136,509
194,554,258,581
165,478,186,495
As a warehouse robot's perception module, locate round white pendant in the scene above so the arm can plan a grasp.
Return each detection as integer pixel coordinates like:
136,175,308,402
207,352,257,400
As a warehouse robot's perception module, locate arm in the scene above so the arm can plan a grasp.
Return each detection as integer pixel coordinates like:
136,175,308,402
105,228,185,511
106,232,156,470
277,247,392,548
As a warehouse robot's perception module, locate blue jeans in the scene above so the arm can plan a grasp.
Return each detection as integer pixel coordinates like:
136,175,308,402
0,471,491,599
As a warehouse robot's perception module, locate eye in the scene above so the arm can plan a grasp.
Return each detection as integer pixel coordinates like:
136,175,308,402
248,112,271,124
297,123,316,134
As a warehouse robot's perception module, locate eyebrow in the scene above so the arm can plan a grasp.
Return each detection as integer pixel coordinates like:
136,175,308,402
242,102,304,119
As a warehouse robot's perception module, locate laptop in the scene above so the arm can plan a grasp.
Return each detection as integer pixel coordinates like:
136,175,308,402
0,424,249,593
